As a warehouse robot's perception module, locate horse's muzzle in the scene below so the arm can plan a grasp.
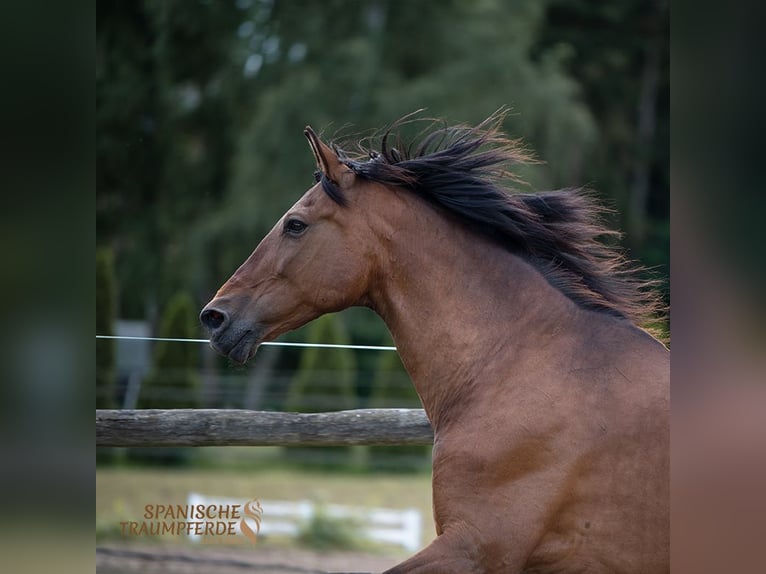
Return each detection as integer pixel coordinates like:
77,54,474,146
200,302,261,364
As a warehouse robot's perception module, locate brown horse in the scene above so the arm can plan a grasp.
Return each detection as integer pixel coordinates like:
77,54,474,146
200,113,669,573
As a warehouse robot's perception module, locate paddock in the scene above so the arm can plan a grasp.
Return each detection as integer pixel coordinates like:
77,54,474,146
96,408,435,573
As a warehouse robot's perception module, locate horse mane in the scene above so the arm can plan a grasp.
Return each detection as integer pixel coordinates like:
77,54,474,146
321,110,663,327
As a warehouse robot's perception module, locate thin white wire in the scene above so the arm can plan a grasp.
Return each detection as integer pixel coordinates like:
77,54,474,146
95,334,397,352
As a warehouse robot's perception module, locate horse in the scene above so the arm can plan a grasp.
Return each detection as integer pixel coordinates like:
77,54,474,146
200,112,669,573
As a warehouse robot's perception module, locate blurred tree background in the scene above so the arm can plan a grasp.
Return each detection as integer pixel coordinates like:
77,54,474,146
97,0,668,436
283,314,357,467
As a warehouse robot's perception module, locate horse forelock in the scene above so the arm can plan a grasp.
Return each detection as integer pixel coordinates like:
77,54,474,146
319,111,664,328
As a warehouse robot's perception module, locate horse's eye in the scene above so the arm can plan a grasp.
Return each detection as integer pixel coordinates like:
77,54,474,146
284,218,308,235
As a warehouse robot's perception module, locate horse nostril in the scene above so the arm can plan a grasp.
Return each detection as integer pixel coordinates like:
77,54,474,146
200,308,228,331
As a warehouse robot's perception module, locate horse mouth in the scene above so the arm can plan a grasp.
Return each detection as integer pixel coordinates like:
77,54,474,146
210,328,261,365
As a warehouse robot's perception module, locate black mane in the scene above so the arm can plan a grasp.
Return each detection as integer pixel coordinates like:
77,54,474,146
321,111,661,327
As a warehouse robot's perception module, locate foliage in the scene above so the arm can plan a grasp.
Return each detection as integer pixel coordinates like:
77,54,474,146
98,0,670,419
98,0,668,326
97,0,244,317
286,314,357,413
132,291,201,465
96,247,116,409
368,351,431,472
139,291,201,409
297,506,368,552
535,0,669,276
284,314,358,466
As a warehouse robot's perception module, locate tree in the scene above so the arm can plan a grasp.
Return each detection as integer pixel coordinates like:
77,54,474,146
284,314,358,467
132,291,201,465
535,0,669,277
286,314,357,412
97,0,244,317
98,0,670,402
368,350,431,472
96,248,117,409
139,292,201,409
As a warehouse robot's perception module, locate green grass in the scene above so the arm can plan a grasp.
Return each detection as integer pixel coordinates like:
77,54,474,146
297,507,371,552
96,464,435,552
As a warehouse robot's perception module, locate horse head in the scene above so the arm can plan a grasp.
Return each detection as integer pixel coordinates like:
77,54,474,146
200,128,378,363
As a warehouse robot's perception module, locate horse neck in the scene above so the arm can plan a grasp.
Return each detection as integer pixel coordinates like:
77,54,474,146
364,191,582,430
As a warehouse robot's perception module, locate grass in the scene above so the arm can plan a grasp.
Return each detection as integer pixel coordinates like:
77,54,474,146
297,507,370,552
96,461,435,553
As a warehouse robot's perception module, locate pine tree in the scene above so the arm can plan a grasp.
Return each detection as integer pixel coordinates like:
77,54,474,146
286,314,356,413
368,350,431,472
284,314,357,467
96,248,117,409
132,291,201,465
139,292,200,409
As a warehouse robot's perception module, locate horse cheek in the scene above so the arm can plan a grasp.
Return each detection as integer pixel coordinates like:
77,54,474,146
312,254,369,311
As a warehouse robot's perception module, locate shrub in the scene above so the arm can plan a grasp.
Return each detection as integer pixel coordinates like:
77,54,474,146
368,350,431,472
96,248,117,409
139,291,201,409
297,506,366,551
132,291,200,465
284,314,357,467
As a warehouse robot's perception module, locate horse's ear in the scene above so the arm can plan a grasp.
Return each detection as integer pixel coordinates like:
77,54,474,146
304,126,352,185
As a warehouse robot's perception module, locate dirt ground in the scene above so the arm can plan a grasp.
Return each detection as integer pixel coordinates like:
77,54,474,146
96,543,402,574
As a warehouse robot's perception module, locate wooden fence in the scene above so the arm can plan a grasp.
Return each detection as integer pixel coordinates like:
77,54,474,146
96,408,433,447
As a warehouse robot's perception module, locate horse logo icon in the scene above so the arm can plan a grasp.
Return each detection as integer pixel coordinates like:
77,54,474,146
240,499,263,544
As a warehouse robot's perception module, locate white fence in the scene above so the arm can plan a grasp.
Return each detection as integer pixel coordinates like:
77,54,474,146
187,492,422,552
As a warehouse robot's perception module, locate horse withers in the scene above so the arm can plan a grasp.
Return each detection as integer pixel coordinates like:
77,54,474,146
200,113,669,573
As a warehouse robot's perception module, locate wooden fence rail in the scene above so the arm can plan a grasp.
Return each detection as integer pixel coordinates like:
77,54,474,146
96,408,433,447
